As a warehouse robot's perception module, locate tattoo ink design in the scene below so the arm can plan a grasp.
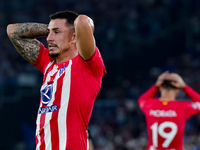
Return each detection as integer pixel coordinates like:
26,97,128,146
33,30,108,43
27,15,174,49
7,23,48,63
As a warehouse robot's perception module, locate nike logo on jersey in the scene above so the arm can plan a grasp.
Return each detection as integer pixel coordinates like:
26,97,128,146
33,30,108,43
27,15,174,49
149,109,177,117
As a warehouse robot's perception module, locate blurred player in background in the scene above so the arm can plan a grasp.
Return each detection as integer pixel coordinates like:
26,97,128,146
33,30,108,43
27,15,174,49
138,71,200,150
7,10,106,150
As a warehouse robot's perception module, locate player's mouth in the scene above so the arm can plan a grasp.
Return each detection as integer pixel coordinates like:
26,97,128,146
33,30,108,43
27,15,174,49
48,44,58,51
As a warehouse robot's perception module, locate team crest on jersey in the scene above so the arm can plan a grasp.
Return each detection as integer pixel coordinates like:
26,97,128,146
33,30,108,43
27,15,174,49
59,65,68,76
41,84,53,105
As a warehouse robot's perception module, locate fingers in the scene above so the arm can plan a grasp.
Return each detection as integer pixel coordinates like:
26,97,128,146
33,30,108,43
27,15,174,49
155,71,170,86
164,73,186,88
159,71,169,78
155,71,186,88
170,80,179,88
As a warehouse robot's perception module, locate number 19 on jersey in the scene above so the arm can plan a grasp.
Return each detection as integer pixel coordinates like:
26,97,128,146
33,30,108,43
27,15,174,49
150,121,178,148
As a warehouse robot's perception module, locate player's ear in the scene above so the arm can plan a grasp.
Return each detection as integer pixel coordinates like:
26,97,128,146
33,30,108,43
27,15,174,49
71,33,76,44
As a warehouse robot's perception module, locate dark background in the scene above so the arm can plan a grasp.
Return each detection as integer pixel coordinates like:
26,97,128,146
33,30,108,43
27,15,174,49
1,0,200,149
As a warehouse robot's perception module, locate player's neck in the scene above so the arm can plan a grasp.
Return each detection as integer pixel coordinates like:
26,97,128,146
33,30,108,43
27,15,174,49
159,90,176,101
56,49,78,64
159,97,175,102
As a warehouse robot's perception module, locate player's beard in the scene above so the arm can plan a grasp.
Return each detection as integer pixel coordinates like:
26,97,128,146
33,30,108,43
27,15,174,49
48,45,59,58
49,53,59,58
48,47,69,58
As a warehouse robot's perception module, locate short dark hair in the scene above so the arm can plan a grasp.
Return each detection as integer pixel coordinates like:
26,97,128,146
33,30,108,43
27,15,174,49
49,10,78,31
161,80,178,90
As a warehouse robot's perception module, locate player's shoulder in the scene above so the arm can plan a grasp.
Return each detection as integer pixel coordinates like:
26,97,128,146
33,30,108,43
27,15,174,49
138,98,159,109
172,100,190,105
177,101,200,111
173,100,195,108
176,100,192,104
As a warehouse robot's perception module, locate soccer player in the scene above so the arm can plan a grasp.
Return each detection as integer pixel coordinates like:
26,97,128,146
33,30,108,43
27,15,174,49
138,71,200,150
7,10,106,150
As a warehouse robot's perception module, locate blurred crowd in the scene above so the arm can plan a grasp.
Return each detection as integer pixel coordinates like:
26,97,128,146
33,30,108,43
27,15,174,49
1,0,200,150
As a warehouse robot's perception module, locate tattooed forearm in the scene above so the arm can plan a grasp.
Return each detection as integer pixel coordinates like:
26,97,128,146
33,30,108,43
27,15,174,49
7,23,48,63
13,38,41,63
7,23,48,38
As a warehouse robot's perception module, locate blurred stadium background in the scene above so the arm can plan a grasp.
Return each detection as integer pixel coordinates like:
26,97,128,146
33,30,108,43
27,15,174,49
1,0,200,149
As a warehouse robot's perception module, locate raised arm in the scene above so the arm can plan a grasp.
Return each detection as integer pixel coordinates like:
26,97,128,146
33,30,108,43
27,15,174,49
7,23,48,63
74,15,95,60
139,71,170,100
165,73,200,101
183,85,200,102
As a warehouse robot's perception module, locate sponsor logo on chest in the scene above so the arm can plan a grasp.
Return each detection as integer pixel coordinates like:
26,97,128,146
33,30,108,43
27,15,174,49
38,105,58,114
38,64,69,114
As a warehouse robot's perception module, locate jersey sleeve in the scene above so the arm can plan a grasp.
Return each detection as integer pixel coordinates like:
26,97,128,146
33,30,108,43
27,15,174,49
183,85,200,102
31,43,53,74
138,85,159,110
182,85,200,117
181,101,200,118
80,46,107,78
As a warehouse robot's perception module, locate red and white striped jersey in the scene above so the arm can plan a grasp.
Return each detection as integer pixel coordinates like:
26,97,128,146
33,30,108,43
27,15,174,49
138,85,200,150
32,43,106,150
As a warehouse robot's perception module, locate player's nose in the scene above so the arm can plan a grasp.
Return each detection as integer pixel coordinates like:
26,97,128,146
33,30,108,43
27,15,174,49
47,32,53,42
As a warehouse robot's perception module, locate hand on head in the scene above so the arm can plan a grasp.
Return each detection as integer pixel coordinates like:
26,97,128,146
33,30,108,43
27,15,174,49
155,71,186,89
155,71,170,87
165,73,186,89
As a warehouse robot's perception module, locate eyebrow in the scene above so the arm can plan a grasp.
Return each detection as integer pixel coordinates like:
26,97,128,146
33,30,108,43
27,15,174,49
47,27,60,31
